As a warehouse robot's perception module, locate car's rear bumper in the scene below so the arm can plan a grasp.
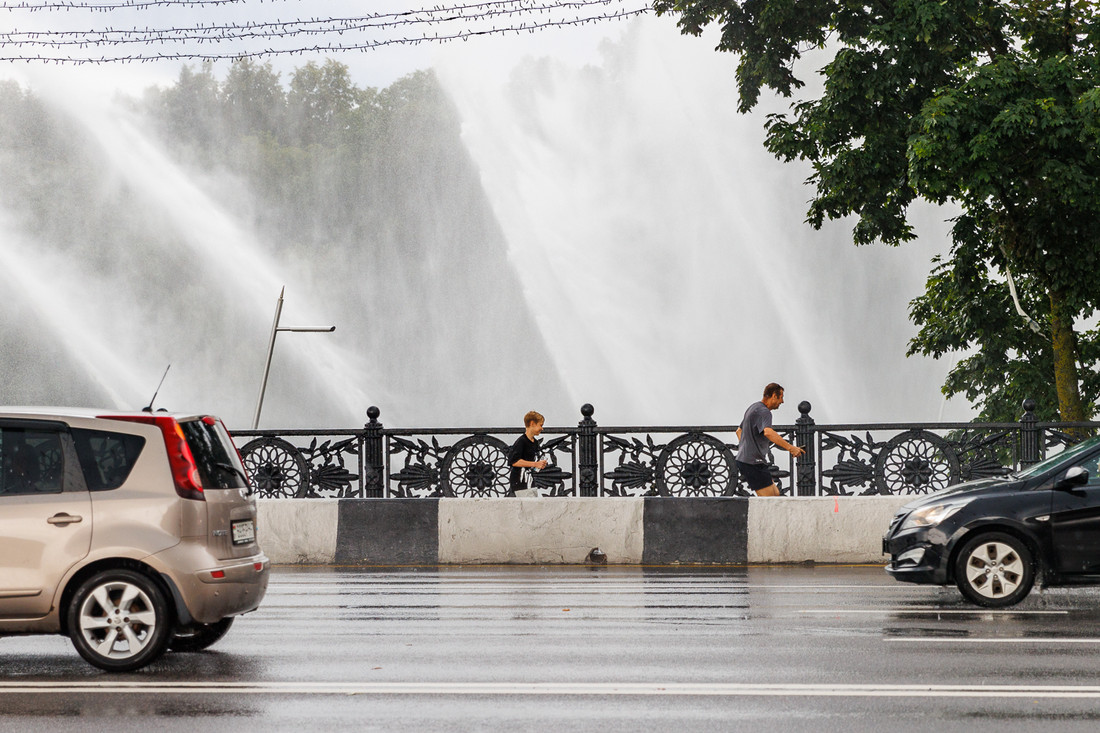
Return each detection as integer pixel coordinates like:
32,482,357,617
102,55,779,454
150,543,269,625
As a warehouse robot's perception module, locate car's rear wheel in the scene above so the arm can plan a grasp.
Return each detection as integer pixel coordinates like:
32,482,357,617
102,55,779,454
169,617,234,653
67,569,172,672
954,532,1035,607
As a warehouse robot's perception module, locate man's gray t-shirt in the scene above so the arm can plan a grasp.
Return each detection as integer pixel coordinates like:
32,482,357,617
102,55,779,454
736,401,773,465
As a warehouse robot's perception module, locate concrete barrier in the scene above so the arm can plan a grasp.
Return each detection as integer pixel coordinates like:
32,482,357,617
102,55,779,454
643,498,748,564
748,496,909,564
257,496,910,565
337,499,439,565
439,498,644,564
257,498,339,564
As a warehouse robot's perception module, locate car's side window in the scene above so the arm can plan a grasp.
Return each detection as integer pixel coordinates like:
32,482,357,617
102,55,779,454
71,428,146,491
1075,450,1100,485
0,428,65,496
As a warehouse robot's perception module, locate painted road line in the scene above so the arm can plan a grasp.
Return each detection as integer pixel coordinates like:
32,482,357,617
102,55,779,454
887,638,1100,643
801,609,1068,615
6,681,1100,698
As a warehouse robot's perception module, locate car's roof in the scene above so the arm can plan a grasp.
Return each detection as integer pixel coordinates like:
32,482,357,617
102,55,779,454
0,406,205,421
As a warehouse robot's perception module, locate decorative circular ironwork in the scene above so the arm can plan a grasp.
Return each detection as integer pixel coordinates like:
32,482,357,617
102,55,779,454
239,437,309,498
440,435,511,498
874,430,960,495
656,433,737,497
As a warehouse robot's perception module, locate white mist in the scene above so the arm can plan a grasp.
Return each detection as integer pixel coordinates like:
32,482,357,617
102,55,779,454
437,17,970,425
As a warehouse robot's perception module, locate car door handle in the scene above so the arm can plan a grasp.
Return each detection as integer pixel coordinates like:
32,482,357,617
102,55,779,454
47,513,83,526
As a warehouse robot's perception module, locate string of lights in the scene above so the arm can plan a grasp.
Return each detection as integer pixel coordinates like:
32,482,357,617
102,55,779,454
4,0,642,45
1,0,250,11
0,0,651,63
1,0,602,11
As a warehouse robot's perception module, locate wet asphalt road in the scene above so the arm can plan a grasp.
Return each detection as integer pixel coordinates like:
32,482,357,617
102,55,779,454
4,564,1100,732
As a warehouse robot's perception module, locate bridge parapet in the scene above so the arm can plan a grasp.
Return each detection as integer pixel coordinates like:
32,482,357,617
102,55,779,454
232,401,1098,499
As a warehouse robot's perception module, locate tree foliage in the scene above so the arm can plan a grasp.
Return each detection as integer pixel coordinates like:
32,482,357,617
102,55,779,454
140,61,451,242
654,0,1100,421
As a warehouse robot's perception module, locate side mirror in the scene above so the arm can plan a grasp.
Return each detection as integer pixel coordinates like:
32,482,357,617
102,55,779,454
1056,466,1090,490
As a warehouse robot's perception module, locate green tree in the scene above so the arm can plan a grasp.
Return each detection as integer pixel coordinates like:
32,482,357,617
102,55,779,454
287,59,364,147
221,59,286,141
654,0,1100,421
144,63,224,154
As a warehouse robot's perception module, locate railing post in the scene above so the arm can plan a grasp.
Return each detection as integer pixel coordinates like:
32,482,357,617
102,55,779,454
363,406,385,498
577,403,599,497
1020,398,1041,467
795,400,817,496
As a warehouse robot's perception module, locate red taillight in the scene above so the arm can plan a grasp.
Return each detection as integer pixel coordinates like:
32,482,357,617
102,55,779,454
210,570,226,579
101,414,205,501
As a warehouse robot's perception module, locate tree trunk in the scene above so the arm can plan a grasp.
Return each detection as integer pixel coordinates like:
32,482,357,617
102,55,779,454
1050,289,1087,423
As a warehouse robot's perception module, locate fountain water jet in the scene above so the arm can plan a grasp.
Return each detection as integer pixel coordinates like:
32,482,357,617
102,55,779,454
0,209,135,408
436,18,970,424
6,72,374,427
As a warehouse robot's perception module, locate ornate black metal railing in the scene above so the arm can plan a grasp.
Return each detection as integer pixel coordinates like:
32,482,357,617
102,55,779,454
230,400,1099,500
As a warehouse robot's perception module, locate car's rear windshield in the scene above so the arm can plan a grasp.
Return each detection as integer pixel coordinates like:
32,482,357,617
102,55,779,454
180,418,249,491
71,428,146,492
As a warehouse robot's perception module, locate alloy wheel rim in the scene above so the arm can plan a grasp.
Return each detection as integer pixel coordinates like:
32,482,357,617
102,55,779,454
965,541,1024,599
78,581,158,660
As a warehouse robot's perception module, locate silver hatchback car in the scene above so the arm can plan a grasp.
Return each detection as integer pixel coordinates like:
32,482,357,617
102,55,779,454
0,407,269,671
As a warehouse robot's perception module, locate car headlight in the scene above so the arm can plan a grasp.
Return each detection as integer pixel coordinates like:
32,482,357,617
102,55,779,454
899,503,966,531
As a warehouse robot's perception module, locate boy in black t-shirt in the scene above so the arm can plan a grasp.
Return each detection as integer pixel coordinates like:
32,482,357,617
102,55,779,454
507,410,548,496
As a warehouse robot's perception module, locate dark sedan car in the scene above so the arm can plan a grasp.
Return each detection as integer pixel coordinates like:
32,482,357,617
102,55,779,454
883,436,1100,607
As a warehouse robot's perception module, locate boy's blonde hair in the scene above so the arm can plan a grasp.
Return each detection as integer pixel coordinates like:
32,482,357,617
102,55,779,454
523,410,544,427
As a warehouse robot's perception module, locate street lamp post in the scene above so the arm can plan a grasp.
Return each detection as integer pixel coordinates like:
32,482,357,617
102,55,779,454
252,286,336,429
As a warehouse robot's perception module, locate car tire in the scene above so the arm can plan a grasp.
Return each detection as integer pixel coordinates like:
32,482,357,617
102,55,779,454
67,568,173,672
954,532,1035,607
169,617,234,653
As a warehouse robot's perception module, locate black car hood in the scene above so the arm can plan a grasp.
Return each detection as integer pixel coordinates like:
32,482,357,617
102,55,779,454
899,476,1016,512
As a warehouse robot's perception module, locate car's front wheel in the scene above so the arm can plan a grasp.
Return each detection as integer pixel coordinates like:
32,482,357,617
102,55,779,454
67,569,172,672
169,617,234,653
954,532,1035,607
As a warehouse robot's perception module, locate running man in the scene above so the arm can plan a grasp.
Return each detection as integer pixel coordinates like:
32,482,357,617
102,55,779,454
735,383,805,496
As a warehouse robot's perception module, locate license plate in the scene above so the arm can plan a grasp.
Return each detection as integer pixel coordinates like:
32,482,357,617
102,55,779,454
231,519,255,545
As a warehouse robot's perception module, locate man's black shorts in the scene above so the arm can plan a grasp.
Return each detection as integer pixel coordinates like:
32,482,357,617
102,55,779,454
736,460,773,492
